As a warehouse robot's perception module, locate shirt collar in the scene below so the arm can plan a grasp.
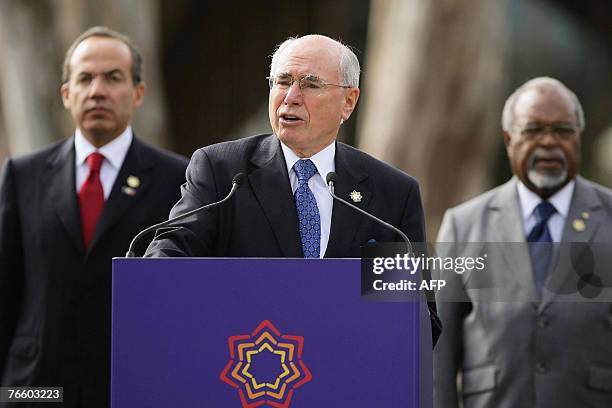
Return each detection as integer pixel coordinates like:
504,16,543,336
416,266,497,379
75,126,133,169
517,178,575,220
280,141,336,182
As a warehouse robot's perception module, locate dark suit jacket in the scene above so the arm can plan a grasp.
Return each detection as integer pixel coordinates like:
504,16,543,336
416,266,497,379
145,133,441,342
434,177,612,408
0,136,187,407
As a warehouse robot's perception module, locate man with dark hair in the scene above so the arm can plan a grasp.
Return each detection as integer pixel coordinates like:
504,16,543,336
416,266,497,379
434,77,612,407
0,26,187,407
62,26,144,86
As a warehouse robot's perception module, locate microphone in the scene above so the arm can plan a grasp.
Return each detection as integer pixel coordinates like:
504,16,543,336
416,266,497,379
125,173,246,257
327,172,441,345
325,172,413,255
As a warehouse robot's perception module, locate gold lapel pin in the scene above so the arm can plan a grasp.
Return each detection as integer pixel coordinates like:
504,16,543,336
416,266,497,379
572,218,586,232
581,211,590,219
122,186,137,196
350,190,362,203
127,175,141,189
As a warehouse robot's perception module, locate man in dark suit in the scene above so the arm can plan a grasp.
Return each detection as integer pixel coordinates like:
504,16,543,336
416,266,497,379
434,77,612,407
145,35,440,344
0,27,187,407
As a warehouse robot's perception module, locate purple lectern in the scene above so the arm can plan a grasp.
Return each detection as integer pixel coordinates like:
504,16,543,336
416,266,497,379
111,258,432,407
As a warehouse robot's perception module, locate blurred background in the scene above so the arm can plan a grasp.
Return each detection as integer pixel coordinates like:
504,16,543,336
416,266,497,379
0,0,610,238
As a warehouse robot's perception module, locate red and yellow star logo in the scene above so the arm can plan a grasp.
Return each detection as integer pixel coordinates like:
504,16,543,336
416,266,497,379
220,320,312,407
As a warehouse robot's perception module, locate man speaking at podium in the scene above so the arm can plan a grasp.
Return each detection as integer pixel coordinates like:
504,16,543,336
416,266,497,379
145,34,440,343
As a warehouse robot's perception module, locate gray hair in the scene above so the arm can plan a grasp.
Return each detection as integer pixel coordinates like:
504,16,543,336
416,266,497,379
269,35,360,87
502,76,585,132
62,26,143,85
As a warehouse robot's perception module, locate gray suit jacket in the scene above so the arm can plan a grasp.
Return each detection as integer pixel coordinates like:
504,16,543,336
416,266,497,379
434,176,612,408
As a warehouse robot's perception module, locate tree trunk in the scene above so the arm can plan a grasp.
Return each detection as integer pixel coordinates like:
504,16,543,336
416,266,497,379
0,96,7,165
358,0,507,239
0,0,64,155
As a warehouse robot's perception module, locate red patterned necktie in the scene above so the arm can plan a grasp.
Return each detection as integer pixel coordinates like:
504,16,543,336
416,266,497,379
79,152,105,249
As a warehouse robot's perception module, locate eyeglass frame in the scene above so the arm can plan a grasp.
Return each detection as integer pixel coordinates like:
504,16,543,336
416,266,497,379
512,122,580,141
267,73,352,92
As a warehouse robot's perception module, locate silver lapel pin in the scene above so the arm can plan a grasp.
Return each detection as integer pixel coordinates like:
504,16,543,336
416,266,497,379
350,190,362,203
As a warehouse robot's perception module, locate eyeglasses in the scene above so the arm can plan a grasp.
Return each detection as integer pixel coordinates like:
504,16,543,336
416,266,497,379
267,74,351,94
514,123,579,141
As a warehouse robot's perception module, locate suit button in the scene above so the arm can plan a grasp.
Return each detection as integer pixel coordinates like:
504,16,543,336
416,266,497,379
538,316,549,328
536,362,548,374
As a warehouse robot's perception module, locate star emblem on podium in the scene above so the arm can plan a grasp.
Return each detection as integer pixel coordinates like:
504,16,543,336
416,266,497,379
220,320,312,407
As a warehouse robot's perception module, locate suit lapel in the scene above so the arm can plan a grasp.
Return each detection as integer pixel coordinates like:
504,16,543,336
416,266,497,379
488,178,538,300
43,138,84,254
324,143,370,258
88,137,153,254
248,135,302,257
540,176,603,310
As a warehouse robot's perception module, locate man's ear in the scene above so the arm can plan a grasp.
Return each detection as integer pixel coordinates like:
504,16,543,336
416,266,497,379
503,130,512,148
132,82,145,108
341,87,360,121
60,83,70,109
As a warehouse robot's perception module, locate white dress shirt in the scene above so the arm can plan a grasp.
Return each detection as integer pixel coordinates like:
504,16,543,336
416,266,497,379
75,127,133,200
281,141,335,258
517,179,575,243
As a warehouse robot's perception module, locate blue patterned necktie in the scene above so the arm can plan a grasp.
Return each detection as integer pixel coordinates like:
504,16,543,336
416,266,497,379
527,201,556,296
293,159,321,258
